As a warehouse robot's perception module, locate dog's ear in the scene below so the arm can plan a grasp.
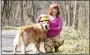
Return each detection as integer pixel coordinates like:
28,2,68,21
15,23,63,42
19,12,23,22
40,22,44,29
41,22,44,30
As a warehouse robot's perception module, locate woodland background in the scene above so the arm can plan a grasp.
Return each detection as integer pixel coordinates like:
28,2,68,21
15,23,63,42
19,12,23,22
1,0,89,54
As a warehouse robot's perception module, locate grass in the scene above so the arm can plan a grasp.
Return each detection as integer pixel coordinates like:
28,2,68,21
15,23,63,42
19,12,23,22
58,27,89,54
3,26,20,31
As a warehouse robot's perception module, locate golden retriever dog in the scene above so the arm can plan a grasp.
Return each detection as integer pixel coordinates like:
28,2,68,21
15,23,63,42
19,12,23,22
13,15,50,54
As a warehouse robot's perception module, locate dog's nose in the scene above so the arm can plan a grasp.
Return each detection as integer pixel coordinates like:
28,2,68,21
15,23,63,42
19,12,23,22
45,25,47,28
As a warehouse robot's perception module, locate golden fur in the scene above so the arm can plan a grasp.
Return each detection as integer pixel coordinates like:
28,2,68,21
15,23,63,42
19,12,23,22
13,22,50,54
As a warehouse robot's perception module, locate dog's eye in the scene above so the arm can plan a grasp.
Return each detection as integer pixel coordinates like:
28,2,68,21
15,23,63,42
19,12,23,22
42,21,46,23
47,22,50,24
47,22,49,24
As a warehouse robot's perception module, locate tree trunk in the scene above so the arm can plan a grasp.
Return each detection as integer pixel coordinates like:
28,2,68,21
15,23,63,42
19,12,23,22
21,1,24,26
66,5,68,26
32,1,36,23
73,1,78,30
70,1,73,26
67,4,70,26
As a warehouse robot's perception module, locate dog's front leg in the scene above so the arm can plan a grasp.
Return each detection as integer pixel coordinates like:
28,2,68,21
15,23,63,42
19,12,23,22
35,41,42,53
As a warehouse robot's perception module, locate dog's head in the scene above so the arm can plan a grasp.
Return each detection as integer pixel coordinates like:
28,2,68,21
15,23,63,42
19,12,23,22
40,14,50,31
41,21,50,31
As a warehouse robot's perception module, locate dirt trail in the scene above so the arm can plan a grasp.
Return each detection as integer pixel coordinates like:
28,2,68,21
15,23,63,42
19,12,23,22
2,30,46,54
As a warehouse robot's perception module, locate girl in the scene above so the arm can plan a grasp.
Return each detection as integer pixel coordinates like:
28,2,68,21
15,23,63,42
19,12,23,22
37,3,64,53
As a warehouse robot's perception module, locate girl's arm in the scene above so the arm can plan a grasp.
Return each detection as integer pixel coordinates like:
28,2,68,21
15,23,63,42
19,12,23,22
50,17,63,32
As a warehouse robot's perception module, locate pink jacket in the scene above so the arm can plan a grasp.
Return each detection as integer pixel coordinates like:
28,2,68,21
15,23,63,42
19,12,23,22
37,15,63,38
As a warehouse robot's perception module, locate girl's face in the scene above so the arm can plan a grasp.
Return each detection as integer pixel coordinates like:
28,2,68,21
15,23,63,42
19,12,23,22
52,8,57,16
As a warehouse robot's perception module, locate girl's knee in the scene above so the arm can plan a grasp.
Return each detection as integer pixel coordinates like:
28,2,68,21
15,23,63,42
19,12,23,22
44,38,54,53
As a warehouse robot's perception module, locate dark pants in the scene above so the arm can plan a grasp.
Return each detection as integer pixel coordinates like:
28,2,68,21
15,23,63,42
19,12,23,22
44,35,64,53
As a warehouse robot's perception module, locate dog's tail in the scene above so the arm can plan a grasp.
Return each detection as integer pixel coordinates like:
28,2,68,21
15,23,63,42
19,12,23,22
13,27,22,46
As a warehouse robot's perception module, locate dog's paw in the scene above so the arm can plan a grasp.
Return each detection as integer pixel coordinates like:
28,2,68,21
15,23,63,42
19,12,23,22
13,52,16,55
36,51,43,54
